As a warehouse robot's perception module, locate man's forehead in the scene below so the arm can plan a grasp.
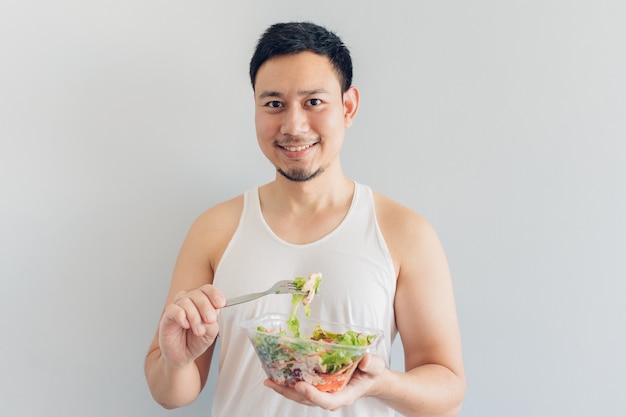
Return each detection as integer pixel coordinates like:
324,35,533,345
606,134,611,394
254,53,342,95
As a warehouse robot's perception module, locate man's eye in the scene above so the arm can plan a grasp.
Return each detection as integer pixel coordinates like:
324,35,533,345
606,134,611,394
266,101,282,108
308,98,322,106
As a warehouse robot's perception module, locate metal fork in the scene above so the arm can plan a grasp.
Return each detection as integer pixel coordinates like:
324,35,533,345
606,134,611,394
224,280,304,307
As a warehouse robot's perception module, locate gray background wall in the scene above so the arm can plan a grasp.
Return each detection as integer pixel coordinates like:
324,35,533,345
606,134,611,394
1,1,624,416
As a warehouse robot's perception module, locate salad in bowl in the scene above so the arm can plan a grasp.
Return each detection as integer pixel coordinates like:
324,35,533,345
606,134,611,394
240,274,382,392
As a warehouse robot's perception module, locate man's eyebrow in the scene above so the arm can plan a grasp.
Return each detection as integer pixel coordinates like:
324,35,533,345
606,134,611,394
257,89,330,99
258,91,283,99
298,88,330,96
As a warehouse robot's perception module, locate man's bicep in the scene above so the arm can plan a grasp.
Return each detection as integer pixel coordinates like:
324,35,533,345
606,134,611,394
393,219,463,374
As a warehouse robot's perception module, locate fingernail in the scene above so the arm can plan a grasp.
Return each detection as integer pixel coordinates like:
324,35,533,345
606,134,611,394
205,311,216,322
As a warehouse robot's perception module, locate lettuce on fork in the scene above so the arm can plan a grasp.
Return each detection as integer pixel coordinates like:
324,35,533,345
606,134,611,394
287,273,322,337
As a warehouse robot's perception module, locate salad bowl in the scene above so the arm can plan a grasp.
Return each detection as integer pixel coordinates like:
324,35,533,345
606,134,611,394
240,313,383,392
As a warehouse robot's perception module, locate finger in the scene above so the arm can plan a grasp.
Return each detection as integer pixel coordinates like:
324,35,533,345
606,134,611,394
174,305,191,329
199,284,226,310
187,289,220,324
264,380,315,406
175,297,206,336
173,290,187,303
293,382,344,411
162,303,190,329
358,354,385,376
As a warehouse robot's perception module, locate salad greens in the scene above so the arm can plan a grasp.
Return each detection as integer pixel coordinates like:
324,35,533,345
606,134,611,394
253,322,376,386
311,325,377,346
287,274,321,337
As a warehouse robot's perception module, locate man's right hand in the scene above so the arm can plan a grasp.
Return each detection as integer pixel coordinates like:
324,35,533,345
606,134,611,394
157,284,226,367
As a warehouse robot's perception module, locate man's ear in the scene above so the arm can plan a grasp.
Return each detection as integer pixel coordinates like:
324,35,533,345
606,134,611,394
343,86,360,128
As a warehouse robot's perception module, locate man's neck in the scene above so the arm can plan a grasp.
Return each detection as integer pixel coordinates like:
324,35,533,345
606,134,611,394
258,174,355,244
261,173,354,216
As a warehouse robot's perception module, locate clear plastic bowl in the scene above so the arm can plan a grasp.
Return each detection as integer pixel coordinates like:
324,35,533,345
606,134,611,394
240,313,383,392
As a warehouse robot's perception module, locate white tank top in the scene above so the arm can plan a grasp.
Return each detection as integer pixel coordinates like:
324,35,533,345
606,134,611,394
211,182,397,417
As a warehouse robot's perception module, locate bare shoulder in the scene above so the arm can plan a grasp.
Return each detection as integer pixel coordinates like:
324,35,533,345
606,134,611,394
174,194,244,284
372,191,430,232
193,194,244,237
372,191,441,270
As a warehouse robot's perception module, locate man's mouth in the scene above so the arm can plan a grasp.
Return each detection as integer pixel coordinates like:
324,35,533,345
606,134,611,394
281,143,315,152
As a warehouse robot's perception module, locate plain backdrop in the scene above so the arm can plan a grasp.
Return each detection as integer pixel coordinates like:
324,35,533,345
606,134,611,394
1,1,625,416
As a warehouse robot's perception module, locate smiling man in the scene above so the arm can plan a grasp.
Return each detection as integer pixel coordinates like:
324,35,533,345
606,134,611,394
253,50,358,183
145,22,466,417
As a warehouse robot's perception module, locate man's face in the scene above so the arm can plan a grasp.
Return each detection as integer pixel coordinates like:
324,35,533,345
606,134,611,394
253,51,357,182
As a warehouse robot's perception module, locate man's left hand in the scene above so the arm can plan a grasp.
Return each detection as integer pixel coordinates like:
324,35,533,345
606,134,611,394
263,354,387,411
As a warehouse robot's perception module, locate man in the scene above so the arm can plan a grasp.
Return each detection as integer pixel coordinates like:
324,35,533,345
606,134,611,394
145,22,465,417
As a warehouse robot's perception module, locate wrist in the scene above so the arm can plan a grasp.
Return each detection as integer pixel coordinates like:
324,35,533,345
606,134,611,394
367,366,395,399
159,350,197,373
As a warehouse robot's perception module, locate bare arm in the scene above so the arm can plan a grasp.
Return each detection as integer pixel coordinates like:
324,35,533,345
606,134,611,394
372,192,466,416
144,197,242,409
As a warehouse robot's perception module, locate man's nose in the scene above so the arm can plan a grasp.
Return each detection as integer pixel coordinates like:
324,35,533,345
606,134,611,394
280,106,309,136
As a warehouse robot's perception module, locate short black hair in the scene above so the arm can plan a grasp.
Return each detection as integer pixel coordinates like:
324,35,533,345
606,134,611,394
249,22,353,92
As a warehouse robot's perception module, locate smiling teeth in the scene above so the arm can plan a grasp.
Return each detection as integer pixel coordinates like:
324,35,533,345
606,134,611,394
285,144,312,152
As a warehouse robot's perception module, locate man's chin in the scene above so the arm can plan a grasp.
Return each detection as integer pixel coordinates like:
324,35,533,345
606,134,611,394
277,168,323,182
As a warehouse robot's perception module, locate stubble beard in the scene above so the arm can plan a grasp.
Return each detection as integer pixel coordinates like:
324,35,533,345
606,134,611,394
276,166,324,182
274,134,325,182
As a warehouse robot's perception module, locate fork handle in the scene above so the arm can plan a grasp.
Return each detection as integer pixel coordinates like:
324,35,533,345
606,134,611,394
224,292,266,307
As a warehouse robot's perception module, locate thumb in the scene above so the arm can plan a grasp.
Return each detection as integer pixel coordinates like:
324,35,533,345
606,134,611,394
358,354,385,376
